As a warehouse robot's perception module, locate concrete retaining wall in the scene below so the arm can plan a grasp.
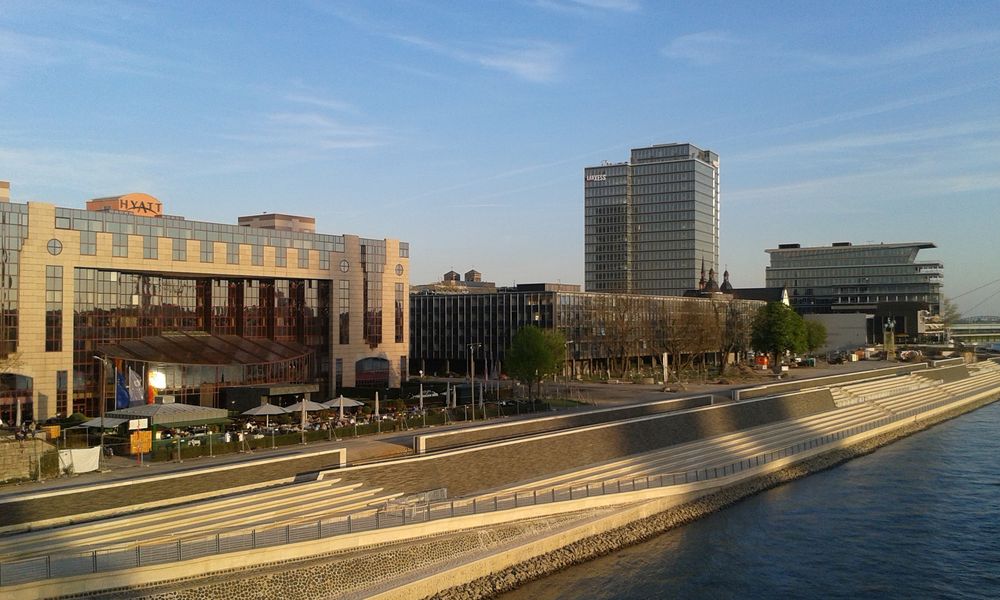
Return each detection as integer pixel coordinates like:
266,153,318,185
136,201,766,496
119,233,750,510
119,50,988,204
913,364,970,384
0,448,346,528
334,390,835,498
929,357,965,368
734,363,929,401
414,396,713,454
0,439,52,485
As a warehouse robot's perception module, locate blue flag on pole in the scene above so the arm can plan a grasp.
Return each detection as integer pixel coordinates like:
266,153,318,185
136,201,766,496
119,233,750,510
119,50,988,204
115,371,130,409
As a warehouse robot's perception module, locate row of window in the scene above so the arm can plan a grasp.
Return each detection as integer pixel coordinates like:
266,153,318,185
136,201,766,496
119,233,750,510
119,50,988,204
76,234,407,273
55,207,347,252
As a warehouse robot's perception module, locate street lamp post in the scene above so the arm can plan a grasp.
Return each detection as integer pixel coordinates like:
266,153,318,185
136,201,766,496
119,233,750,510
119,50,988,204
93,355,110,470
563,340,575,399
885,318,897,361
468,343,481,419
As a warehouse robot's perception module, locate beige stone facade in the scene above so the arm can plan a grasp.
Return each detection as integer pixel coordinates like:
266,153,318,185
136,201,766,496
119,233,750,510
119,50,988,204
5,200,408,421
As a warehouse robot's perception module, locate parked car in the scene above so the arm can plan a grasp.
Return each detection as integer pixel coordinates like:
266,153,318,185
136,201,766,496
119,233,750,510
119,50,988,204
827,352,846,365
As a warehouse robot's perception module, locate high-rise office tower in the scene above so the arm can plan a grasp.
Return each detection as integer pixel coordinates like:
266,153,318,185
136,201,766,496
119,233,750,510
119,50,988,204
584,143,719,296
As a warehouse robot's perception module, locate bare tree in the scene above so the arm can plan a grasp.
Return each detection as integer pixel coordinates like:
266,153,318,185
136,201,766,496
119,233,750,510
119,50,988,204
713,298,753,376
600,295,643,378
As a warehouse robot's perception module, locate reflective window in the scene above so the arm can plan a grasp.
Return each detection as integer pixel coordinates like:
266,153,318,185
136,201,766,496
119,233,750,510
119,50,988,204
112,233,128,257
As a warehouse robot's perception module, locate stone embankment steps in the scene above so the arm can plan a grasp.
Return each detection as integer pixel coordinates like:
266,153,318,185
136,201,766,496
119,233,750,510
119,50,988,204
493,401,887,493
873,388,947,414
485,401,888,496
941,371,1000,396
536,366,1000,497
0,480,401,560
5,486,400,560
0,478,353,552
829,388,854,407
484,365,999,499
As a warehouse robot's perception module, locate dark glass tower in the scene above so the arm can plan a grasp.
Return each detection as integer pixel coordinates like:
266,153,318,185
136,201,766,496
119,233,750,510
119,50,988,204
584,143,719,296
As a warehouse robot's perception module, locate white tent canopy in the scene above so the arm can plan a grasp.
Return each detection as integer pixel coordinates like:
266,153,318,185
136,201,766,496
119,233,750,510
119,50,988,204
74,417,129,429
241,403,288,428
285,399,328,412
323,395,364,420
323,396,363,409
241,404,288,416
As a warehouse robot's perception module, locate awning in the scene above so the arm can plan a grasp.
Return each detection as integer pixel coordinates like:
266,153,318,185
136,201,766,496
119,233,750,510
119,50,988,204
96,332,313,366
74,417,130,429
106,403,229,428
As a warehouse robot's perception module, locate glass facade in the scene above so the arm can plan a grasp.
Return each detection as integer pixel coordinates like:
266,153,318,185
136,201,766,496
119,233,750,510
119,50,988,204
0,204,26,357
71,268,332,414
361,240,385,347
395,282,405,343
45,266,63,352
765,243,943,314
584,143,719,297
410,285,761,377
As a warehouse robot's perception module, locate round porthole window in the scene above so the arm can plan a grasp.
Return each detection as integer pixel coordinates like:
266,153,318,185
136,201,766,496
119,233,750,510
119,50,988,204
47,239,63,256
339,259,350,273
395,264,404,276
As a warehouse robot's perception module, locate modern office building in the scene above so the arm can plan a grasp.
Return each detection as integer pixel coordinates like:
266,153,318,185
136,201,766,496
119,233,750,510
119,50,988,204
765,241,943,342
584,143,720,296
410,273,763,379
0,182,409,423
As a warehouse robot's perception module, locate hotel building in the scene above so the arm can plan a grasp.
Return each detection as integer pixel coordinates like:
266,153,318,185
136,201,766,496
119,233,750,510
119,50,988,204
0,183,409,423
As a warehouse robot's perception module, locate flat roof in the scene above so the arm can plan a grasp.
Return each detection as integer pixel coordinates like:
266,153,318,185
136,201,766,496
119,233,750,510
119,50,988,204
766,242,936,253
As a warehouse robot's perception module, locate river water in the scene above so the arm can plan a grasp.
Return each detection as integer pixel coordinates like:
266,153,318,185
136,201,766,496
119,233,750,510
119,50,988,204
502,401,1000,600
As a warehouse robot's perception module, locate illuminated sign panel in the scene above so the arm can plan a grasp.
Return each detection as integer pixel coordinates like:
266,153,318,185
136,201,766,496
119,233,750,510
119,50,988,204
86,193,164,217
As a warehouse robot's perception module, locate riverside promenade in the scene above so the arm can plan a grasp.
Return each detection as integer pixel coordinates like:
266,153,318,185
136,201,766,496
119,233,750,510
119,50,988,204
4,359,998,599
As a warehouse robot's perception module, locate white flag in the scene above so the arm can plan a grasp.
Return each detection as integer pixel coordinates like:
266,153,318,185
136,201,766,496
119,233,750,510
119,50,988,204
128,368,144,406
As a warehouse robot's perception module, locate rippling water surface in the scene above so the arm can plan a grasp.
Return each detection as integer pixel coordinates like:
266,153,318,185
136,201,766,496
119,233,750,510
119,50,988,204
502,401,1000,600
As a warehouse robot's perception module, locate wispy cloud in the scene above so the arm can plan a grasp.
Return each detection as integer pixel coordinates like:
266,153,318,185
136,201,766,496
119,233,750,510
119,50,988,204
223,112,390,152
719,81,998,143
0,27,166,78
314,4,568,82
734,119,1000,161
795,30,1000,70
284,93,357,114
662,31,740,65
448,202,510,209
387,32,568,82
531,0,640,14
0,145,159,197
474,40,567,82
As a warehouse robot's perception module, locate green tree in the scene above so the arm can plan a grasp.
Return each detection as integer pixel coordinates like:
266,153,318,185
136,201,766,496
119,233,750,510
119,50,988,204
803,319,828,353
751,302,807,373
505,326,566,401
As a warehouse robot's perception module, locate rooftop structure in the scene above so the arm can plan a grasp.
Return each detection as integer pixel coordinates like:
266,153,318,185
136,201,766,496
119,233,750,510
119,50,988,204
238,213,317,233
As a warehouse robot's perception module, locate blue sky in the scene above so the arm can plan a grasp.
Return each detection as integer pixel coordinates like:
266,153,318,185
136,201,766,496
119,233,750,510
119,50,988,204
2,1,999,315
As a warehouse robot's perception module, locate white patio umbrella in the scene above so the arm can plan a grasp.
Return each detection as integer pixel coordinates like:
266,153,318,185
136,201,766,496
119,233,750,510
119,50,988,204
241,403,288,428
323,395,364,420
286,398,328,443
285,399,328,412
